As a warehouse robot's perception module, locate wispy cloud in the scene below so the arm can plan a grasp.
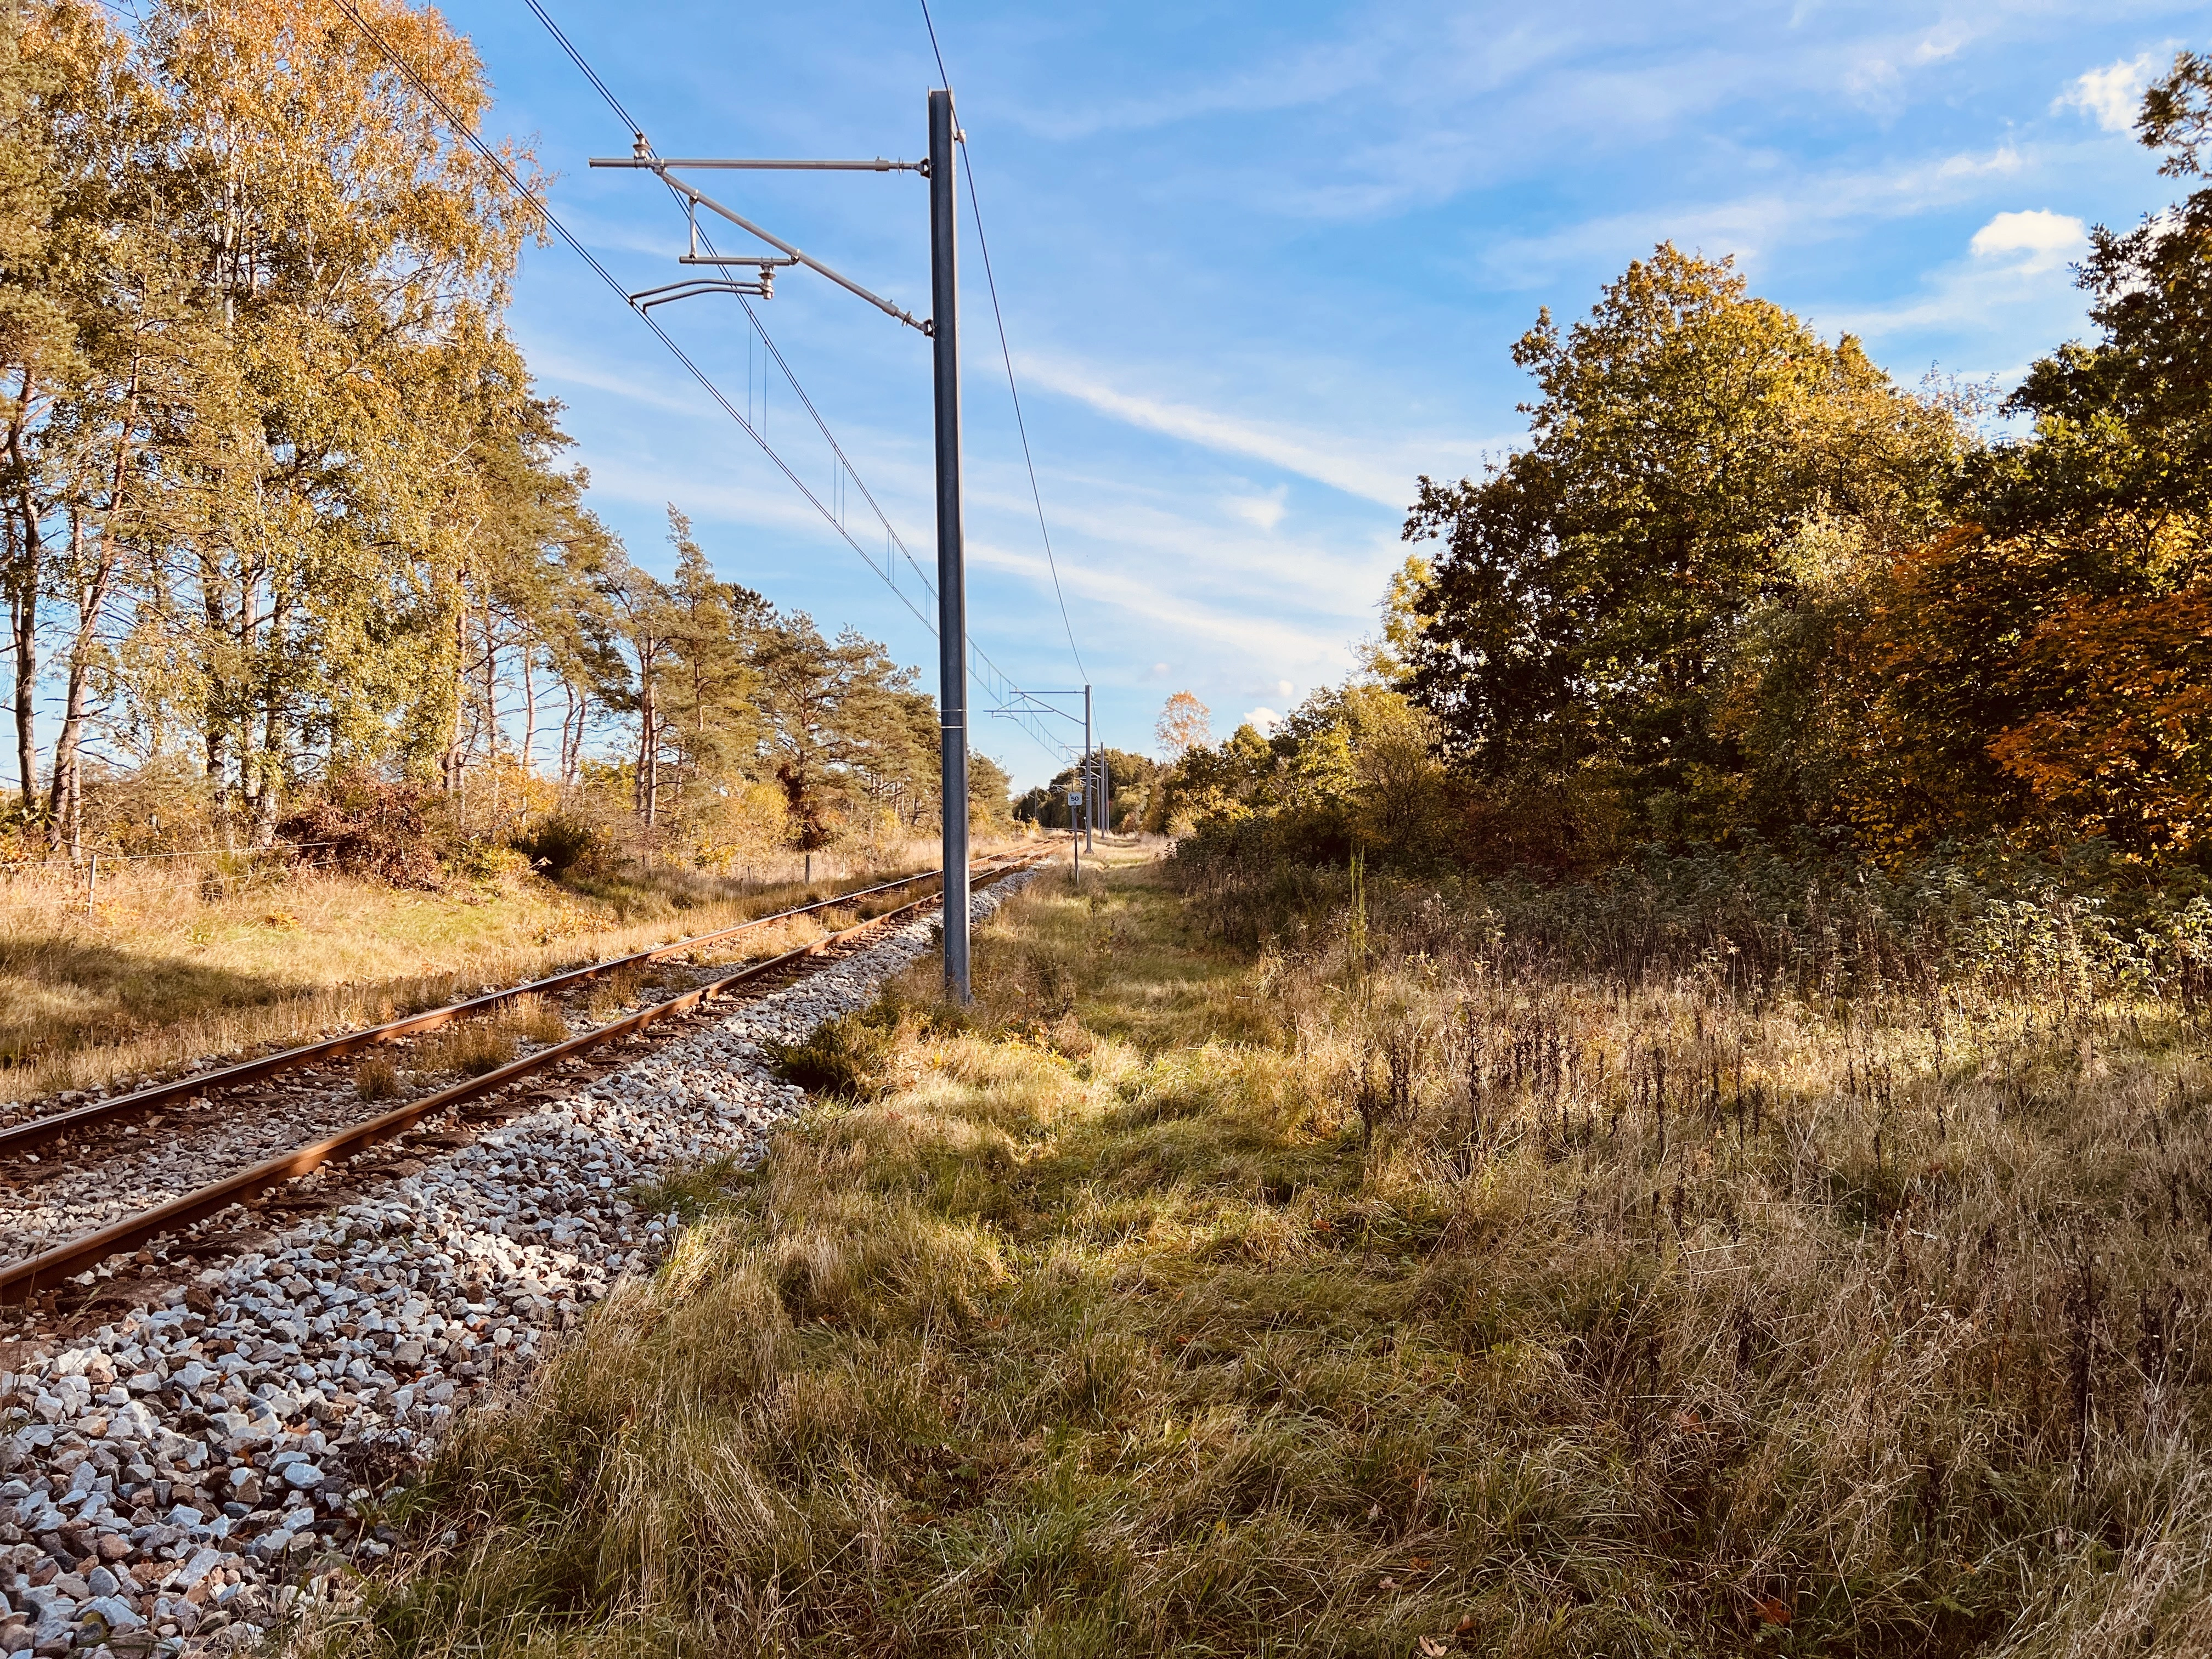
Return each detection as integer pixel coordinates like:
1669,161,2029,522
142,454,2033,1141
1015,354,1496,507
1226,486,1289,531
1477,143,2033,283
526,346,716,419
967,535,1355,673
1814,211,2090,345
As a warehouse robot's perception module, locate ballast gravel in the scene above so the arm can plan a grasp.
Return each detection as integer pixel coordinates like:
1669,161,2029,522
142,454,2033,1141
0,873,1035,1657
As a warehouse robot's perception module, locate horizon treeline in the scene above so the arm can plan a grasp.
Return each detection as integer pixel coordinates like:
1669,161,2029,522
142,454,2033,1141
0,0,1001,872
1155,50,2212,894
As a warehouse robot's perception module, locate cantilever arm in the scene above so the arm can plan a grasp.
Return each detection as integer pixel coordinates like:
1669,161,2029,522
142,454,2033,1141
589,157,929,334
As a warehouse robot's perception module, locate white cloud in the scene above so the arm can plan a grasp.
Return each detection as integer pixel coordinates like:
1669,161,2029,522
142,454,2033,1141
2058,54,2158,133
1815,208,2093,342
1228,487,1289,531
1277,679,1294,698
525,346,718,420
1243,707,1281,735
967,535,1355,672
1912,22,1972,66
1019,357,1406,506
1970,208,2088,274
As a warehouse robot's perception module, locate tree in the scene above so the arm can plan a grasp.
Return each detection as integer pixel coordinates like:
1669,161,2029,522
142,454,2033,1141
967,751,1014,828
749,611,913,853
1155,690,1211,755
1403,244,1964,846
656,506,765,804
1860,54,2212,860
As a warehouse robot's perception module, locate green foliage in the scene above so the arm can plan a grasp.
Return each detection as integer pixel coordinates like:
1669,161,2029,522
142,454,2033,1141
1148,682,1468,870
1393,93,2212,870
1401,244,1962,831
0,2,1008,879
763,1000,900,1100
1016,746,1158,830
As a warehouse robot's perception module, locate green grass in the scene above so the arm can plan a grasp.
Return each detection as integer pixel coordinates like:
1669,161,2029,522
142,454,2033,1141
305,854,2212,1658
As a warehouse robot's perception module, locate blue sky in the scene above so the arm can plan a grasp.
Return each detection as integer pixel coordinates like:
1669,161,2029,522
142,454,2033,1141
442,0,2202,787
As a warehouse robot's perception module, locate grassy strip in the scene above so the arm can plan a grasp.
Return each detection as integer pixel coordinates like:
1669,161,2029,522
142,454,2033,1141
308,855,2211,1657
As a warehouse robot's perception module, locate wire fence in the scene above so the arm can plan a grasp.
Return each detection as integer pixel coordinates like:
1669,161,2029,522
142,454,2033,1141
0,842,362,917
0,840,338,872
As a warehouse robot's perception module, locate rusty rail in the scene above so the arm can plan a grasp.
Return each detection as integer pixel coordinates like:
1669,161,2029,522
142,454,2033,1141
0,850,1029,1159
0,853,1047,1302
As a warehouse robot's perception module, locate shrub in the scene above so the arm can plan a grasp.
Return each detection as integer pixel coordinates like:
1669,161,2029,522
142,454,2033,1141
275,771,443,888
509,812,604,879
763,1006,897,1099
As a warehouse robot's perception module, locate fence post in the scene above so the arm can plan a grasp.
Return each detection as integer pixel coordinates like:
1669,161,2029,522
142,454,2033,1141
86,852,98,916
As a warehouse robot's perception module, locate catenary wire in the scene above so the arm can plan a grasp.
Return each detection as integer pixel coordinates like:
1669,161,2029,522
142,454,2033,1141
510,3,1072,760
329,0,1071,766
328,0,933,635
916,0,1090,685
519,0,645,142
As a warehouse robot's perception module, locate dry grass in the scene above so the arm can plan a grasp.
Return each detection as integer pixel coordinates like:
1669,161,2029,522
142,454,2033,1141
301,854,2211,1657
408,1024,519,1079
503,995,571,1047
353,1056,402,1101
0,843,1028,1105
584,968,650,1024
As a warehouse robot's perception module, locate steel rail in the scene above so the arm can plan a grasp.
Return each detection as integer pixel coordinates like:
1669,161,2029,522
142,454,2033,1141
0,854,1048,1302
0,854,1026,1159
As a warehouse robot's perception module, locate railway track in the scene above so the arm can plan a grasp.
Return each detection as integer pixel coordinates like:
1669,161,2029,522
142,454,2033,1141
0,850,1048,1305
0,848,1031,1155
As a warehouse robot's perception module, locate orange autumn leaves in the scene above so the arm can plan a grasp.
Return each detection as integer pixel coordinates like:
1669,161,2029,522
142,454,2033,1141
1860,524,2212,860
1990,583,2211,856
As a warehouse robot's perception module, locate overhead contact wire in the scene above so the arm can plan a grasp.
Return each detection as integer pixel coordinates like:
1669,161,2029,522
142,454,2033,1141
514,1,1068,760
331,0,940,643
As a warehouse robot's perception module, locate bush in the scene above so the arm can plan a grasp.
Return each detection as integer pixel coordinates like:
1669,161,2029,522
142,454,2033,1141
763,1004,898,1099
509,812,604,880
276,771,443,888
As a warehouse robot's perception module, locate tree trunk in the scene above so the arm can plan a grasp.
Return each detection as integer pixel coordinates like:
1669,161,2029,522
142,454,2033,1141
248,585,289,847
520,637,536,778
49,387,139,855
636,652,658,827
7,540,32,816
481,596,499,764
6,377,41,816
560,678,581,788
443,594,466,792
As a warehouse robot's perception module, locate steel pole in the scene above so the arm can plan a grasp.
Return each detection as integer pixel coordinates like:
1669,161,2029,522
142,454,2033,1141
929,89,970,1003
1082,684,1094,854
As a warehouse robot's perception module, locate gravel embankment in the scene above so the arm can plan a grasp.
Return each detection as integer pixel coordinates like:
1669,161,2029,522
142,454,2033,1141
0,874,1033,1657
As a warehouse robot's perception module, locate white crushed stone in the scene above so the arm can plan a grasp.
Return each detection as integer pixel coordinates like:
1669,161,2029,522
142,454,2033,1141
0,873,1035,1656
